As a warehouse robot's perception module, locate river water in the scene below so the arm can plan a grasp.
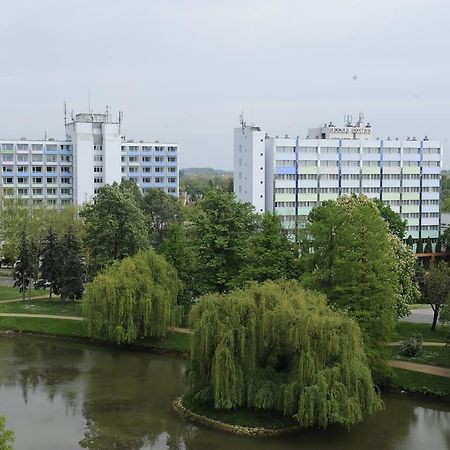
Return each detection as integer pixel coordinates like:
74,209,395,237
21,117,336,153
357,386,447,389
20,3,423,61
0,334,449,450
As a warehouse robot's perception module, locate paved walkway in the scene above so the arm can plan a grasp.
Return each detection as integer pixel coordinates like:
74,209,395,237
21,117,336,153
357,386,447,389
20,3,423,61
0,313,83,321
388,360,450,378
0,296,52,304
387,341,446,347
399,307,434,324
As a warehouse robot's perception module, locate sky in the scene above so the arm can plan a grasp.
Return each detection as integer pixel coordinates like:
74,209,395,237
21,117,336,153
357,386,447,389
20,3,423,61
1,0,449,170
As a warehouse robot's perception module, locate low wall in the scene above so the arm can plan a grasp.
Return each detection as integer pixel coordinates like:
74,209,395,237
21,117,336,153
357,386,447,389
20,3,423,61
172,397,303,438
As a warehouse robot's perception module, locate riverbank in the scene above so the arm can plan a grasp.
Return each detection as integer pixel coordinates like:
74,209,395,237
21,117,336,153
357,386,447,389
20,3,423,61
0,310,448,400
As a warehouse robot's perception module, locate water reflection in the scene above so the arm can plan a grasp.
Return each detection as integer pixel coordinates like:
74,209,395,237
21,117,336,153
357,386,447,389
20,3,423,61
0,334,449,450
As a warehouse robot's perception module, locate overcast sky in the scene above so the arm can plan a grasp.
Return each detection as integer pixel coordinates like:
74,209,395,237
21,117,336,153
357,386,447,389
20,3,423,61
1,0,449,169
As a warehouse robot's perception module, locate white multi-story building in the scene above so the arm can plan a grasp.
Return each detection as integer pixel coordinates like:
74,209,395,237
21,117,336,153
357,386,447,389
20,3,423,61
0,110,179,205
235,116,442,241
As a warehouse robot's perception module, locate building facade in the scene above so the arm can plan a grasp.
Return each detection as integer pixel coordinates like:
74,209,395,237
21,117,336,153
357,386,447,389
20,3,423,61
0,110,179,205
234,117,442,241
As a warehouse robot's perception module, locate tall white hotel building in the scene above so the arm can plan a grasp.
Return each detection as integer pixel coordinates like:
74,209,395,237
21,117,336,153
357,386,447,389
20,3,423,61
0,109,179,205
234,116,442,242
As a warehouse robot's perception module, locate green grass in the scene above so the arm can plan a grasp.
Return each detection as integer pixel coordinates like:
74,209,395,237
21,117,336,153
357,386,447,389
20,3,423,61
0,286,49,301
182,393,298,429
391,345,450,369
0,316,87,338
389,367,450,399
0,299,81,316
145,332,191,353
394,322,449,343
410,304,431,310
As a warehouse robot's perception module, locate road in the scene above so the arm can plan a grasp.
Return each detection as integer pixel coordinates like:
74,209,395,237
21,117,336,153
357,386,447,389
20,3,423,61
400,307,434,325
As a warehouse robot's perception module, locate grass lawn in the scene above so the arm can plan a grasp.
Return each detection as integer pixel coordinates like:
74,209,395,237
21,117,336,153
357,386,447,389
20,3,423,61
144,332,191,354
0,286,49,301
0,299,81,316
182,393,298,429
391,345,450,369
389,367,450,399
0,316,87,338
394,322,449,343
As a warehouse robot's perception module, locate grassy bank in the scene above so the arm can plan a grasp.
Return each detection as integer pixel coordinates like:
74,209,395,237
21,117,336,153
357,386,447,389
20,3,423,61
394,322,449,343
0,286,48,301
389,368,450,399
0,299,80,316
391,345,450,369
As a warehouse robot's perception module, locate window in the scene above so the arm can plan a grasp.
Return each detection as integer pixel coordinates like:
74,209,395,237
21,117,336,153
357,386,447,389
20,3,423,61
47,188,57,195
128,156,138,163
60,188,71,195
47,155,57,162
155,156,165,162
143,177,152,183
32,166,42,173
61,167,71,173
2,166,13,173
129,167,138,173
4,177,13,184
47,177,56,184
168,146,177,152
2,154,14,162
17,177,28,184
2,143,13,150
142,156,151,162
32,188,42,195
167,156,176,162
31,144,43,151
32,177,42,184
94,177,103,184
61,177,71,184
155,167,164,173
17,144,28,151
94,155,103,162
94,166,103,173
17,154,29,162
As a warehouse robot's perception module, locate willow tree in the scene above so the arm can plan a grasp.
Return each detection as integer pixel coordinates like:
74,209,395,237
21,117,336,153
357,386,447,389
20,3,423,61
83,250,181,344
187,280,383,429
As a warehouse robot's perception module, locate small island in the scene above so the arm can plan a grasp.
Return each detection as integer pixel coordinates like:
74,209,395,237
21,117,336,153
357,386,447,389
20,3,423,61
175,280,383,435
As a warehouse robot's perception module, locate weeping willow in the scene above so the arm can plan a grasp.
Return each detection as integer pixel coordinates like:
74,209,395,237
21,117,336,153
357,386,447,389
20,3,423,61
187,280,383,428
83,250,181,344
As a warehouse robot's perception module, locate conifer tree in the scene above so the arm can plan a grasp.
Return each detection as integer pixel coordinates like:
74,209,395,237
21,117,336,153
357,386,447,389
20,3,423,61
13,232,31,302
28,239,40,301
406,235,413,247
435,236,442,253
40,228,60,300
416,237,424,253
424,237,433,253
59,227,85,302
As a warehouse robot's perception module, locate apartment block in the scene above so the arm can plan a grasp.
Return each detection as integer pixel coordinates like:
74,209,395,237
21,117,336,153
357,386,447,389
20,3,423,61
0,110,179,205
234,116,442,241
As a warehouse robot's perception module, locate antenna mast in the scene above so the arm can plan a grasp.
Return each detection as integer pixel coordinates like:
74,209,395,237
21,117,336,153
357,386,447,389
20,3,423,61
63,101,67,125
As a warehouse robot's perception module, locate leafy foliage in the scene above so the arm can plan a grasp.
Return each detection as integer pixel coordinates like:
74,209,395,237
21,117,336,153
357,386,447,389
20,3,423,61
373,199,407,239
187,281,383,429
39,228,60,299
0,416,14,450
143,189,183,249
423,262,450,331
300,195,398,374
81,182,149,276
236,213,299,285
83,250,181,344
391,236,420,318
416,238,424,253
399,335,422,357
192,189,256,294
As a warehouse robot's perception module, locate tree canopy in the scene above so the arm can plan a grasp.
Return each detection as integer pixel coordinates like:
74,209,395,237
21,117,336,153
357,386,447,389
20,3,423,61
192,189,256,294
423,262,450,331
373,199,407,239
187,280,382,429
81,182,149,276
300,195,398,374
83,250,181,344
0,416,13,450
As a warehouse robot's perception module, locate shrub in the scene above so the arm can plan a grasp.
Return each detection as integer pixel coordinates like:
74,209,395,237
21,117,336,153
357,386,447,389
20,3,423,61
399,334,422,357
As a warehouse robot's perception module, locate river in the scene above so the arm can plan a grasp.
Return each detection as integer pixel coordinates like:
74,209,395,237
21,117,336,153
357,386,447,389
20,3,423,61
0,334,448,450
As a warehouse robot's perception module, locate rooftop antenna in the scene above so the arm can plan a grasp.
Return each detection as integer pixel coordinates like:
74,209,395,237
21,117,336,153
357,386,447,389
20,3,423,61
44,130,47,140
106,105,109,121
88,90,91,114
357,112,365,127
63,101,67,125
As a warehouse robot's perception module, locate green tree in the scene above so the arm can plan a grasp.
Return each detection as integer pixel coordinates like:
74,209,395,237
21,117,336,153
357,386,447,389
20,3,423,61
301,195,398,375
187,280,383,429
406,235,413,247
424,237,433,253
81,182,149,276
423,262,450,331
12,232,31,301
0,416,14,450
28,239,40,301
83,250,180,344
236,213,299,285
159,223,197,307
416,237,424,253
435,236,442,253
59,227,85,302
142,189,183,249
192,189,256,294
373,199,407,239
391,236,420,318
39,228,60,300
